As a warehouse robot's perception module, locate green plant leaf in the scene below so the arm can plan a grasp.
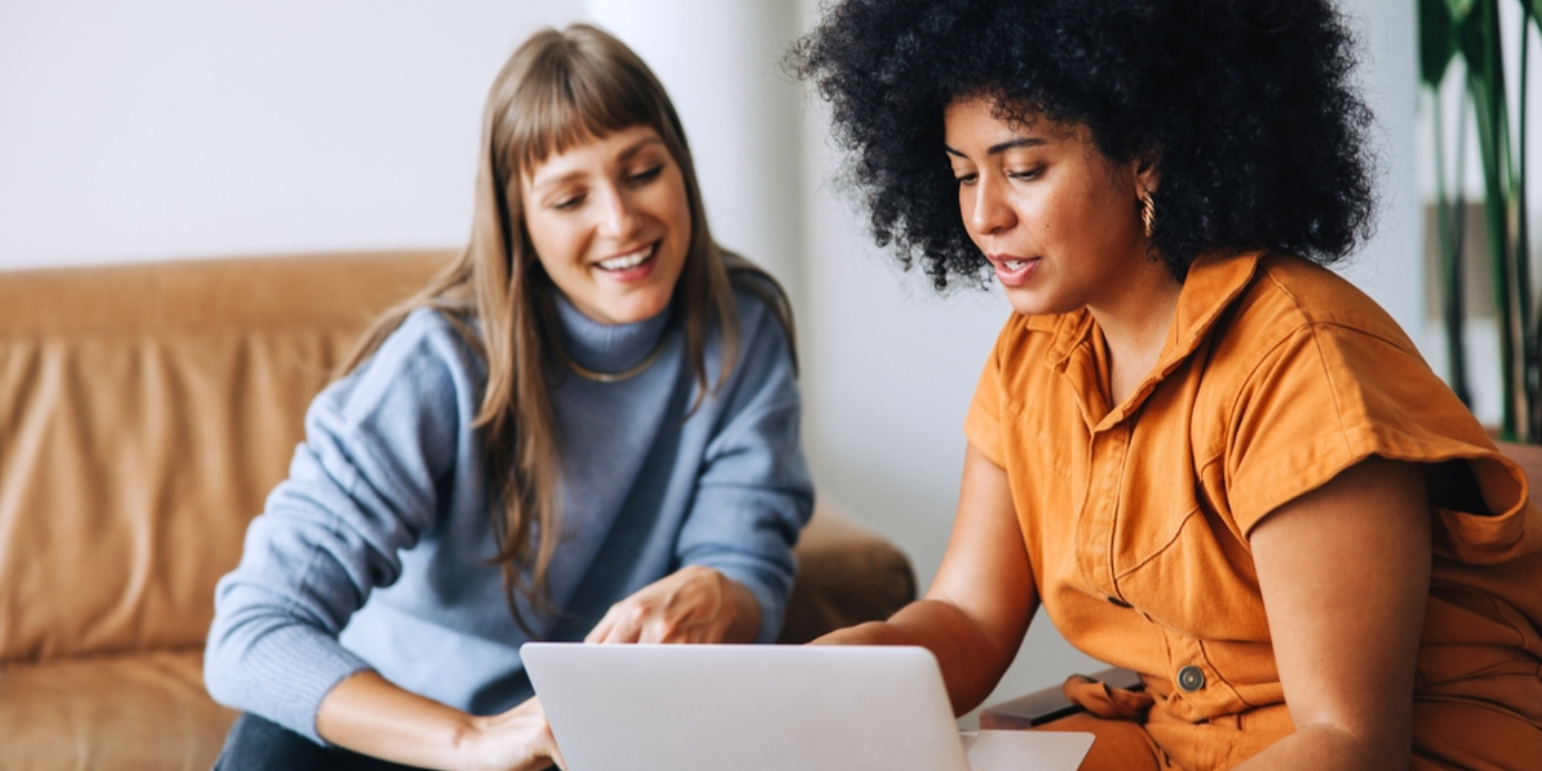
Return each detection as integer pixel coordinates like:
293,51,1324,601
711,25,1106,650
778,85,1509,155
1528,0,1542,29
1422,0,1460,86
1456,0,1487,72
1445,0,1477,18
1460,0,1521,438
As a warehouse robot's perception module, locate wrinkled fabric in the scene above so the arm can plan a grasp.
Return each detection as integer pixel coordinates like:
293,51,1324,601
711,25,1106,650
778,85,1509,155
967,251,1542,770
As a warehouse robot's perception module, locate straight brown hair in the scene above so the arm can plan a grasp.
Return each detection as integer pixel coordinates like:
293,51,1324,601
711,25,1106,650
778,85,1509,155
336,24,794,632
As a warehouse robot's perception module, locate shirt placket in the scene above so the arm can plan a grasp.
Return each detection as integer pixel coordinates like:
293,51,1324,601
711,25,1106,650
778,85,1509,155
1075,422,1133,606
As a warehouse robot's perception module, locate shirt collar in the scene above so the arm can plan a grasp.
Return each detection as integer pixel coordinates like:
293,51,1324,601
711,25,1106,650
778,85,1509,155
1042,251,1267,429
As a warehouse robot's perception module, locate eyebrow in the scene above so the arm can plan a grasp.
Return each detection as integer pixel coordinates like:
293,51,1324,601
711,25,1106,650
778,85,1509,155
944,136,1047,157
616,135,664,163
529,135,666,191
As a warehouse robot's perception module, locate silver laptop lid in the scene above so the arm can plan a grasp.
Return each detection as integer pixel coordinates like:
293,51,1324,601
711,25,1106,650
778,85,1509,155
522,643,972,771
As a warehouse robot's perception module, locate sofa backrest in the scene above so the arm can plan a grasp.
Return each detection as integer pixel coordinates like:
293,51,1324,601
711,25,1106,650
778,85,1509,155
0,251,450,663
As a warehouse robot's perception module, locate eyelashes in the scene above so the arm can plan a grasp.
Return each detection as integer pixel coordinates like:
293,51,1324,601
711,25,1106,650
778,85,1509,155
951,166,1044,187
627,165,664,184
548,164,667,211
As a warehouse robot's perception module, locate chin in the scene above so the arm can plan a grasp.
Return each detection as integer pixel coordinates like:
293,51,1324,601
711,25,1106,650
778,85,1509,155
602,290,672,325
1004,289,1069,318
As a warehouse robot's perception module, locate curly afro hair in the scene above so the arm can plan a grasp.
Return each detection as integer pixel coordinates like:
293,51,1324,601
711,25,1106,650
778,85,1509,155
793,0,1377,288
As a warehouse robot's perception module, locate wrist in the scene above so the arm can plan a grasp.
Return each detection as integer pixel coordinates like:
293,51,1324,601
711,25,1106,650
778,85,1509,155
719,572,763,643
448,713,489,770
812,619,891,646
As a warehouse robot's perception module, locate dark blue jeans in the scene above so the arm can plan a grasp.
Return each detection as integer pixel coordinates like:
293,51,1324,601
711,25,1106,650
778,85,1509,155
212,712,428,771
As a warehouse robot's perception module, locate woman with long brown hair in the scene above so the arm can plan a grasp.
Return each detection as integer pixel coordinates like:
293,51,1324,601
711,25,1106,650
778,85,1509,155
205,24,810,771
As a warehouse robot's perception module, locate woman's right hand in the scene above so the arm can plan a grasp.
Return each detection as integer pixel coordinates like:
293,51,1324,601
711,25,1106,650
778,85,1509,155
456,696,566,771
317,670,565,771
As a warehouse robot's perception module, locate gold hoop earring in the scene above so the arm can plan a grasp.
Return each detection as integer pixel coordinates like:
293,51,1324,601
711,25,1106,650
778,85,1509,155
1140,192,1156,240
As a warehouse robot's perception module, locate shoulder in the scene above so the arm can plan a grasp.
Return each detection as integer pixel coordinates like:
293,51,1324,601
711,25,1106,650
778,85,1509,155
1205,255,1497,527
291,308,483,498
1226,253,1420,361
723,266,797,372
693,266,800,414
728,268,791,335
1202,253,1446,433
322,307,485,425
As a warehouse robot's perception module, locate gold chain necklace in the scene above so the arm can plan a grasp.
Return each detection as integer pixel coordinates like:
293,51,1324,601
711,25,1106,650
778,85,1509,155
557,335,669,384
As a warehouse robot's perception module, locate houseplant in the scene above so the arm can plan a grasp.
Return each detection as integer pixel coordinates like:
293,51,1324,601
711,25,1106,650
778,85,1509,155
1420,0,1540,440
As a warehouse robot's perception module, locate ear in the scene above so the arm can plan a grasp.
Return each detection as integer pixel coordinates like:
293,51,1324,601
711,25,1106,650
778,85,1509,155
1133,152,1161,198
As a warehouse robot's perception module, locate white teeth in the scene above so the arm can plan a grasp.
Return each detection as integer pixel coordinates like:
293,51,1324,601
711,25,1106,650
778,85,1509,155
1004,259,1026,270
598,243,655,271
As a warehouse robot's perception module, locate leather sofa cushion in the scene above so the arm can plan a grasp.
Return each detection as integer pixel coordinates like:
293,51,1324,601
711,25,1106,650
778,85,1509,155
777,503,917,644
0,253,446,662
0,650,237,771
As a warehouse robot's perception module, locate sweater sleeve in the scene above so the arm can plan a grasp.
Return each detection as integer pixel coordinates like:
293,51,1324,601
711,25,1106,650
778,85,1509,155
203,310,480,742
673,291,815,643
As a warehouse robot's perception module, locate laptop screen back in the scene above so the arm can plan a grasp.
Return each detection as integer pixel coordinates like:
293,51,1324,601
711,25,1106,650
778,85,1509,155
522,643,972,771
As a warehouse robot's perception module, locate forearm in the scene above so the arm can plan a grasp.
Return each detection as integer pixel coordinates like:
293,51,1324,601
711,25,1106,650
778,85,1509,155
315,670,476,771
814,445,1036,716
1232,723,1408,771
815,598,1018,715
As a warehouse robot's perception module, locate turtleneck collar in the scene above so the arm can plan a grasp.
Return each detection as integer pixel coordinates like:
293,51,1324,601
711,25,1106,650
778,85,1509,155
552,290,675,375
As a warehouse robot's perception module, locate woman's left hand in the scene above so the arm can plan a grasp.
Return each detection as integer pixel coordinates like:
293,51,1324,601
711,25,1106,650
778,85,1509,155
584,565,761,644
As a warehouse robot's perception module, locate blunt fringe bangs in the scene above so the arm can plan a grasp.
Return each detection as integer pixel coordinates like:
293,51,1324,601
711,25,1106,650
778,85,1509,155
500,31,676,179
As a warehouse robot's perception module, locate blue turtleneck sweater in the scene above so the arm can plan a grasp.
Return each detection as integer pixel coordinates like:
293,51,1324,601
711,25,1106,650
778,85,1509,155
204,286,813,742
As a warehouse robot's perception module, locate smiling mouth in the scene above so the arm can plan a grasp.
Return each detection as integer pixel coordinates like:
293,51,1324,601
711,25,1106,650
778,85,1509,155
988,254,1039,270
597,242,658,272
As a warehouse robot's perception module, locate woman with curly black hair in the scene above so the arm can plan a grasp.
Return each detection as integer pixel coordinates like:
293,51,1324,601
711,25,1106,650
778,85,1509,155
797,1,1542,770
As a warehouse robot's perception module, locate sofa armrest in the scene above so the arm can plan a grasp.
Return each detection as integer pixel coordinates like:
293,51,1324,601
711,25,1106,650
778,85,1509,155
776,501,917,644
979,667,1144,729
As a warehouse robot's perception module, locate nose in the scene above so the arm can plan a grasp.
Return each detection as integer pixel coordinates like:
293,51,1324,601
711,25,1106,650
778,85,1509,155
596,181,642,241
966,173,1015,237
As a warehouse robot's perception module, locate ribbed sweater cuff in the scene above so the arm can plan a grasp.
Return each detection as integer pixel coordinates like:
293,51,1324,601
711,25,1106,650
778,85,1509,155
235,625,372,744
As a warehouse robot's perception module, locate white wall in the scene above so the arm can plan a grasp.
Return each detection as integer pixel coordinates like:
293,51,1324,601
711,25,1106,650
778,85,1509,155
1,0,1423,727
0,0,584,268
1337,0,1423,349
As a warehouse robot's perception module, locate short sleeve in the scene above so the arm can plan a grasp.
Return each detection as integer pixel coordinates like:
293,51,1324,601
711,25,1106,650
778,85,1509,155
1225,321,1521,539
964,326,1009,467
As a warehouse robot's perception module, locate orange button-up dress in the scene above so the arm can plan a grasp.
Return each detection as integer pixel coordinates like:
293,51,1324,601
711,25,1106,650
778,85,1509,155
964,252,1542,771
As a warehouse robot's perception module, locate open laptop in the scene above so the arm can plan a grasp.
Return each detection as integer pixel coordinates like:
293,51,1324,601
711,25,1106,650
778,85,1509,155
521,643,1093,771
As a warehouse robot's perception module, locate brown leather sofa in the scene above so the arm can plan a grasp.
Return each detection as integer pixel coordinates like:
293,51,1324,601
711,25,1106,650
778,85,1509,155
0,251,916,771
